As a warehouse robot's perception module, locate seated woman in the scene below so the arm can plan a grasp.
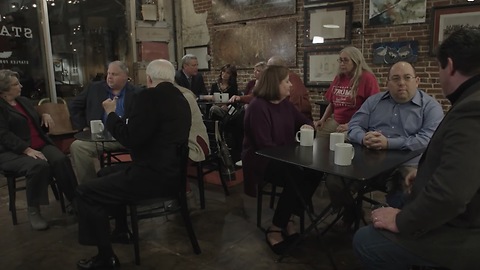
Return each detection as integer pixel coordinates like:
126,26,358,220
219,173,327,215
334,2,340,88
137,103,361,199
209,64,238,120
0,69,78,230
242,65,322,254
229,61,267,105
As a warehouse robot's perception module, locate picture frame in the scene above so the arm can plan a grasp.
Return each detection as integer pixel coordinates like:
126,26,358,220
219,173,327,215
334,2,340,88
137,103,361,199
304,48,340,87
184,45,210,71
211,0,295,25
304,2,353,46
369,0,426,26
304,0,338,5
430,3,480,56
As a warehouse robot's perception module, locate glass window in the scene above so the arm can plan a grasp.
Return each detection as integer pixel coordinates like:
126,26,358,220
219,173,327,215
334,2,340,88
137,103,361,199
0,0,130,101
0,0,46,100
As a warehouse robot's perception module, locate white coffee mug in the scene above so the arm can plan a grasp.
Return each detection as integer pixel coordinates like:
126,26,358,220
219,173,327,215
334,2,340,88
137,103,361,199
220,93,229,102
213,92,221,102
334,143,355,166
295,128,314,147
90,120,104,134
330,132,345,151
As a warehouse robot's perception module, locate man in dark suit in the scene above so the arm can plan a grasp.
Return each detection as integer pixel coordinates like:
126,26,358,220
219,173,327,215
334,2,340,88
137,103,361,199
69,61,137,184
353,28,480,269
175,54,207,96
76,59,191,269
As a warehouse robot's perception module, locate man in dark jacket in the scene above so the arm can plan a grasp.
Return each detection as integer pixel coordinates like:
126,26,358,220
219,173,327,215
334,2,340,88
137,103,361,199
76,59,191,269
174,54,207,96
353,28,480,270
69,61,137,183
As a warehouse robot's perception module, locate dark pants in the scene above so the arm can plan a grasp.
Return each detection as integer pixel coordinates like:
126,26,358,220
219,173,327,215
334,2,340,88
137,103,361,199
76,166,176,247
353,225,437,269
265,160,322,228
0,144,77,205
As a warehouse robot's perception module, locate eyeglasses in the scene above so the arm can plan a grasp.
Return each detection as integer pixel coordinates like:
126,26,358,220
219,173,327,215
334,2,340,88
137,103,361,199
337,58,350,63
389,75,416,83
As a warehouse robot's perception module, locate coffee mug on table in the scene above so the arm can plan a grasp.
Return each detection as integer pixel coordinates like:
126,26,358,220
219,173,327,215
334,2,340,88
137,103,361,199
213,92,221,102
330,132,345,151
295,128,315,147
90,120,104,138
334,143,355,166
220,93,229,103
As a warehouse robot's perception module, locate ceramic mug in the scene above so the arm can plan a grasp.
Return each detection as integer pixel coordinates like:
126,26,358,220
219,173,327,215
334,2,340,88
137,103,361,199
330,132,345,151
295,128,315,147
334,143,355,166
220,93,229,103
213,92,221,102
90,120,104,139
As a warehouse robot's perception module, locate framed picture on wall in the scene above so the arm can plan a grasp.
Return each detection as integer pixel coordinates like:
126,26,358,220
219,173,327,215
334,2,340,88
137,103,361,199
304,48,340,87
304,0,338,5
304,2,353,46
184,45,210,71
430,3,480,56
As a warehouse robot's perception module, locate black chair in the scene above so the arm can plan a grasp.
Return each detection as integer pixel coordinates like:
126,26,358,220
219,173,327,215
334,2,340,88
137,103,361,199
187,120,230,209
101,149,131,167
2,170,65,225
128,143,201,265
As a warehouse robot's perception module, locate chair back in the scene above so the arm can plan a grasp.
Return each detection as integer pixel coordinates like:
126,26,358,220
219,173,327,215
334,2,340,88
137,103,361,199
35,100,78,136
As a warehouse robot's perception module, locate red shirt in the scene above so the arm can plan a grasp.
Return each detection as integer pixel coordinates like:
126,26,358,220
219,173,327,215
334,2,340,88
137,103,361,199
325,71,380,124
13,103,46,150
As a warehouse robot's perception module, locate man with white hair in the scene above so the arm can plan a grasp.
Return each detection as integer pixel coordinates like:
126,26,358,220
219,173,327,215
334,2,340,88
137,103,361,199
75,59,191,269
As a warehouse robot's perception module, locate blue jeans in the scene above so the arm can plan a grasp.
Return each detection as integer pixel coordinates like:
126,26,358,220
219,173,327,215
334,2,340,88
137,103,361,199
353,225,437,270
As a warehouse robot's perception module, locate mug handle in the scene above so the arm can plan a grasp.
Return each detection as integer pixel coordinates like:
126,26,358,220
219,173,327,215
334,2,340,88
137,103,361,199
99,122,104,132
351,147,355,160
295,131,301,143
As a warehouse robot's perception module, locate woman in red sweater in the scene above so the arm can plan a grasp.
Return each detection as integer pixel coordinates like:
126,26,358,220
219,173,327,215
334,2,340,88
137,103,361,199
317,46,380,136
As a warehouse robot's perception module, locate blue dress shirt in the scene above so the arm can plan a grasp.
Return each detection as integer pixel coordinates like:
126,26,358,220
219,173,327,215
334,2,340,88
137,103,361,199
348,90,444,165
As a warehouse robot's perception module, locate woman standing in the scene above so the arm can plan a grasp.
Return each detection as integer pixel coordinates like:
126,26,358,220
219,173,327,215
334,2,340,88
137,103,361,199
317,46,380,136
242,65,321,254
0,69,78,230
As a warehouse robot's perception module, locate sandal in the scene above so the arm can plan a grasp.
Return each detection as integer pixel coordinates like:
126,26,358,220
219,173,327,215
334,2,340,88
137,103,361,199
265,228,289,255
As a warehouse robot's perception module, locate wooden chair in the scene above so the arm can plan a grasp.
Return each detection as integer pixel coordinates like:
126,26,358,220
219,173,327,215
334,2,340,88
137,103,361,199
128,143,201,265
2,171,65,225
35,98,78,154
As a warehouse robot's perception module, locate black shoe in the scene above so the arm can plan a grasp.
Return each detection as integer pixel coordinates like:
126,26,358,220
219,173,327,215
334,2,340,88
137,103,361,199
265,228,290,255
77,255,120,269
110,230,133,244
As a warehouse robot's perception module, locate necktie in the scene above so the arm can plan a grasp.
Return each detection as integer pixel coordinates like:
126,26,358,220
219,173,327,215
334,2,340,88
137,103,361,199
187,77,192,89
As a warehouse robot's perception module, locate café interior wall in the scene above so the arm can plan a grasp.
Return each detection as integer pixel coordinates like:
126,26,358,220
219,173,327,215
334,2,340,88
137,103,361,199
185,0,478,118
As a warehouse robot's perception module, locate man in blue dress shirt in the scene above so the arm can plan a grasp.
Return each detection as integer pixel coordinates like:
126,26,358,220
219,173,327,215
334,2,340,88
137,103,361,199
326,61,444,231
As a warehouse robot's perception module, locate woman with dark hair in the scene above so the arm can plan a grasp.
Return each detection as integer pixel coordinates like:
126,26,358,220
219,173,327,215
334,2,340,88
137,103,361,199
210,64,238,98
242,65,321,254
209,64,239,119
0,69,78,230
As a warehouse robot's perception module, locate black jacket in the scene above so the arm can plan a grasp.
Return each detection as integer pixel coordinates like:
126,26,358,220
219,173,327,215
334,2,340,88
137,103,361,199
174,70,207,96
69,81,137,130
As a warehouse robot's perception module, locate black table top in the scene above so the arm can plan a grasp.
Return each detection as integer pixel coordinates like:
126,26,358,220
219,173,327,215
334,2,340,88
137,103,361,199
74,130,116,142
256,137,424,181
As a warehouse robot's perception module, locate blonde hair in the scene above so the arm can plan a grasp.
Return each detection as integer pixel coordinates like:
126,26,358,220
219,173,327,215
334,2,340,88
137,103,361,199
338,46,375,98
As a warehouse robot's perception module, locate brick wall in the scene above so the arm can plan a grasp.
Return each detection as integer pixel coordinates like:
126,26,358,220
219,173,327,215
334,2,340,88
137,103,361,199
191,0,476,119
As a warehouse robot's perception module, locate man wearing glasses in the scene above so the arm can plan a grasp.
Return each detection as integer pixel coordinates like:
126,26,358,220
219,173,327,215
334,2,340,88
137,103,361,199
326,61,444,231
